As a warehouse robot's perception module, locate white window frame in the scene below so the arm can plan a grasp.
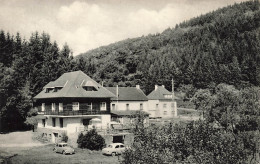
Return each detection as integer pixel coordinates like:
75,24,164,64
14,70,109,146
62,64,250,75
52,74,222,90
100,102,106,111
112,104,116,110
126,104,129,110
72,102,79,111
164,111,167,115
164,94,172,99
140,103,143,110
42,103,45,112
59,103,63,112
156,104,159,109
52,103,55,111
163,104,167,108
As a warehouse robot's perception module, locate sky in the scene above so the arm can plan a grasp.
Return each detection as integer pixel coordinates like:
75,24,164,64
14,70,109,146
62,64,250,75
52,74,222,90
0,0,246,56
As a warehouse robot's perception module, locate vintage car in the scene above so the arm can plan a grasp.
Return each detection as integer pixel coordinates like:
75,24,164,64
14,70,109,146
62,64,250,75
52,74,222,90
53,143,75,155
102,143,126,156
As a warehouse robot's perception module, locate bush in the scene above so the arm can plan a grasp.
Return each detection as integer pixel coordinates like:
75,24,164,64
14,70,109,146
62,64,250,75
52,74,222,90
61,132,68,143
121,121,254,164
77,129,105,150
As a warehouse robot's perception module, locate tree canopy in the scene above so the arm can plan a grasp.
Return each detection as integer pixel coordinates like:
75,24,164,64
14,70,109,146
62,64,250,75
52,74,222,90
78,0,260,94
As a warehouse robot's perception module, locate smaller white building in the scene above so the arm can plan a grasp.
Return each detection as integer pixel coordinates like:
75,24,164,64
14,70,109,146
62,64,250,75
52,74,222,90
105,85,148,112
147,85,177,118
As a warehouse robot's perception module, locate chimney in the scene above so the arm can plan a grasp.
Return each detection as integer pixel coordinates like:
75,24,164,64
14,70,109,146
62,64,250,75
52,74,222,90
162,85,165,88
155,85,158,90
136,85,140,89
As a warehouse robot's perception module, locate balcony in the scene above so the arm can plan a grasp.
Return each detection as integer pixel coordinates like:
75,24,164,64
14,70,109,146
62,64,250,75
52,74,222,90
43,110,110,116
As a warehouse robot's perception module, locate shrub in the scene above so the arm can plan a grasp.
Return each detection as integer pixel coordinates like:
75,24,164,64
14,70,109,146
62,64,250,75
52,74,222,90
77,129,105,150
121,121,254,164
61,132,68,143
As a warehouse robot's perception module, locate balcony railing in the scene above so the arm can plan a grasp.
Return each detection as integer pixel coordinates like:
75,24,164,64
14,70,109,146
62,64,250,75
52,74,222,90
43,110,110,116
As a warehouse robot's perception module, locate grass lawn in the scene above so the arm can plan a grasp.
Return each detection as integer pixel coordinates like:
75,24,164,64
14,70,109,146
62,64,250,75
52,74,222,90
9,144,121,164
0,131,121,163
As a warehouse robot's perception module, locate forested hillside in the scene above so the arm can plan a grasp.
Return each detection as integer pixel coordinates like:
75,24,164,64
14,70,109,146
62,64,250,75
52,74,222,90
0,32,82,131
78,0,260,94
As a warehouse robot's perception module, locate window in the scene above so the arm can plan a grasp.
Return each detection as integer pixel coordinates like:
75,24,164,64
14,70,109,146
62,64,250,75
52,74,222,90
126,104,129,110
112,104,116,110
163,104,167,108
83,86,97,91
54,87,62,92
100,102,106,111
164,94,172,99
59,118,63,128
46,88,52,93
120,145,125,148
52,118,56,127
140,103,143,110
164,111,167,115
52,103,55,111
156,104,159,109
59,103,63,112
42,103,45,112
115,145,119,148
72,102,79,111
86,102,92,110
42,119,46,127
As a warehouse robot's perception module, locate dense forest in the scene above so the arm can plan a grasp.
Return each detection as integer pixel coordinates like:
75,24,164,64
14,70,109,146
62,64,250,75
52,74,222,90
0,1,259,132
0,32,83,131
78,0,260,94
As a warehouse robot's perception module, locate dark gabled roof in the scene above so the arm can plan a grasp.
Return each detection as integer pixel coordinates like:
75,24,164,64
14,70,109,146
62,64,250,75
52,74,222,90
111,110,149,117
147,86,178,100
34,71,115,99
105,87,148,101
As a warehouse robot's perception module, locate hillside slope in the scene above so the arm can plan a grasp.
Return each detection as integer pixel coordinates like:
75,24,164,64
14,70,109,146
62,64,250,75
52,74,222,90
78,1,260,94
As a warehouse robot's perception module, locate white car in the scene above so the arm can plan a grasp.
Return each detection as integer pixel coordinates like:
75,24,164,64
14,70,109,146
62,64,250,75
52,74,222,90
102,143,126,156
53,143,75,155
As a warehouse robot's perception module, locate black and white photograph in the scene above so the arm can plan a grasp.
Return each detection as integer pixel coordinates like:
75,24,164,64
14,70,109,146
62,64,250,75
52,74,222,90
0,0,259,163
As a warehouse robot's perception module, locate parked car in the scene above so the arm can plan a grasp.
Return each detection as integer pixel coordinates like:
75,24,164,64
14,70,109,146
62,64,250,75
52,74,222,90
102,143,126,156
53,143,75,155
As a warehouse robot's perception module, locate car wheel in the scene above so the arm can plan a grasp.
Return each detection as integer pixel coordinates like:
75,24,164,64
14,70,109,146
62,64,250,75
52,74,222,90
62,151,66,155
111,152,116,157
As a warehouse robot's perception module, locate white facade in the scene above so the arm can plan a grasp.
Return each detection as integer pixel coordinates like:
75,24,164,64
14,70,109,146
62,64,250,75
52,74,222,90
37,115,111,134
147,100,177,118
110,101,148,112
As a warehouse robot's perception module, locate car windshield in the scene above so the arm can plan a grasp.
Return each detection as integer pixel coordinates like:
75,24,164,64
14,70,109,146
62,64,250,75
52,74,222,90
108,145,113,148
59,144,67,147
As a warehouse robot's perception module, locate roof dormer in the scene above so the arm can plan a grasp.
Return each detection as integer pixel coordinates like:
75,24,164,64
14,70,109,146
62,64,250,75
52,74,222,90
81,80,99,91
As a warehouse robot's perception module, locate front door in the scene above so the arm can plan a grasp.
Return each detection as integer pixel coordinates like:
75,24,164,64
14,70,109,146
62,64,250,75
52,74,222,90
52,133,58,143
83,119,91,130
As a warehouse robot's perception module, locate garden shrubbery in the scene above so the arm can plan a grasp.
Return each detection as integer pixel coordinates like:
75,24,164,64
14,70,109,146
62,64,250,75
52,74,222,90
61,132,68,143
122,84,260,164
77,129,105,150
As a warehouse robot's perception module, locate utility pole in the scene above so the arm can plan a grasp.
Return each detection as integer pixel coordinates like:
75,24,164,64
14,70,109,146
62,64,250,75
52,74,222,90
116,85,119,110
172,79,177,117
